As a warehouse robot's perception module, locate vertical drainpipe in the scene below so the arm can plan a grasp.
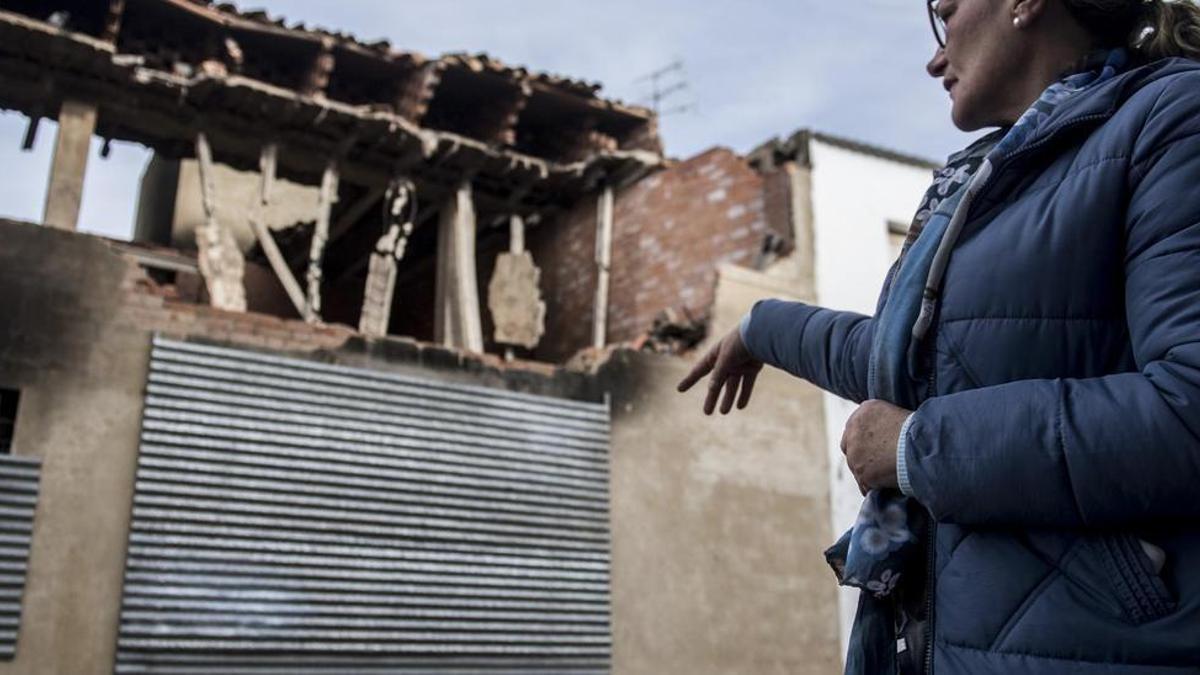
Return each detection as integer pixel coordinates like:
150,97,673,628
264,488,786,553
592,185,615,350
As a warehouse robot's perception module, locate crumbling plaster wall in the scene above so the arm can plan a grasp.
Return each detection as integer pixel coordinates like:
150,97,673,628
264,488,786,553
0,220,155,675
135,155,322,253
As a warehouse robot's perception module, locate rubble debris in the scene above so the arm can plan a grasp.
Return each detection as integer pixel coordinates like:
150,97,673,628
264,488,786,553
303,158,340,322
359,179,414,337
637,308,708,354
194,131,247,311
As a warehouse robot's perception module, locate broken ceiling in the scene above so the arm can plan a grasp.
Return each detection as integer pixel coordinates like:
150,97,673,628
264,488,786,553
0,0,663,214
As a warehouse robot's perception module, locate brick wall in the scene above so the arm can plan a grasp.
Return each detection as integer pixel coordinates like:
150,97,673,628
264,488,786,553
528,196,599,363
531,147,781,361
117,261,356,353
608,147,775,344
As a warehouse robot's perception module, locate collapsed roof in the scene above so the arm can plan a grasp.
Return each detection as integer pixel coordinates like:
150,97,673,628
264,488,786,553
0,0,663,214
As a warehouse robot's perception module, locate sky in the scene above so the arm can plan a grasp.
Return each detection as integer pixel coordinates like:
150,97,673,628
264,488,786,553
0,0,981,240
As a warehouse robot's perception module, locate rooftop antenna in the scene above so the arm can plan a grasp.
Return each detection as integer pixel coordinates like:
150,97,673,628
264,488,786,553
635,59,696,117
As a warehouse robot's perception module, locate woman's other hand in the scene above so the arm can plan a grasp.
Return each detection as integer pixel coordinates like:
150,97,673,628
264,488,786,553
842,400,911,494
676,328,764,415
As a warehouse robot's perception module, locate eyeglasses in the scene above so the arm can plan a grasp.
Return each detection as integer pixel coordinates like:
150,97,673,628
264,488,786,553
928,0,947,48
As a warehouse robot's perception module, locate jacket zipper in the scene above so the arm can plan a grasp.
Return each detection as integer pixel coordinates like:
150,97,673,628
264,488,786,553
922,320,938,675
916,110,1112,675
980,112,1113,209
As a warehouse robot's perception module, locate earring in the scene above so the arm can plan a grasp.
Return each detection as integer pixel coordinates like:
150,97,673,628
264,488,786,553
1013,16,1023,27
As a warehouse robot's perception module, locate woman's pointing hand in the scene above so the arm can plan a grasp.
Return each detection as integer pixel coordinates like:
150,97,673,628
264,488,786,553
676,328,764,415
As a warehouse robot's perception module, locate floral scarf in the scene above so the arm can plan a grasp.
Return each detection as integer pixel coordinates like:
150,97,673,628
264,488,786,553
826,49,1130,675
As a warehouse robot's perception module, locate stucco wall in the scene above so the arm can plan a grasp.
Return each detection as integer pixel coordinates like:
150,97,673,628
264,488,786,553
165,157,323,253
599,259,839,675
0,221,151,674
601,349,839,675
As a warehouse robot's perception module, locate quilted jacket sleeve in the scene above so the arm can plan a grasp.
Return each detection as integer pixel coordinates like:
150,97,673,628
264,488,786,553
740,299,875,404
903,82,1200,528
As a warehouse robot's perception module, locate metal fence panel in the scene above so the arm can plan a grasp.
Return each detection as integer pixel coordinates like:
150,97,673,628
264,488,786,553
116,338,611,674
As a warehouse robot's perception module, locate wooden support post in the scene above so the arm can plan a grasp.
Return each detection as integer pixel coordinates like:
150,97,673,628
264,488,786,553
248,144,308,317
304,159,340,322
509,214,525,254
194,132,247,312
434,181,484,352
43,99,98,230
358,183,412,338
592,185,614,349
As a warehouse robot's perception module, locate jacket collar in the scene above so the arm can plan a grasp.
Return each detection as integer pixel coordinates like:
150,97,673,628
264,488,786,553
963,57,1199,212
1007,57,1200,157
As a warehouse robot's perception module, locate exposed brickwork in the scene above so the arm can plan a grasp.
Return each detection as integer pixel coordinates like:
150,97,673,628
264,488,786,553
611,148,776,345
530,147,776,361
116,261,356,353
527,197,598,363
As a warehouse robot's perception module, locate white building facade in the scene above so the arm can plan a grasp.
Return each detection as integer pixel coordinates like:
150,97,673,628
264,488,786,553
749,130,942,659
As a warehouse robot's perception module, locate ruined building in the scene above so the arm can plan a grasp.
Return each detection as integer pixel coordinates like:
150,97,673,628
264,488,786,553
0,1,940,673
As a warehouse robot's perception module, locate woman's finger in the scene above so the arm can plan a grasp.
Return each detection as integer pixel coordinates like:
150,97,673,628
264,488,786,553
677,347,718,393
719,375,740,415
736,371,758,409
704,373,726,415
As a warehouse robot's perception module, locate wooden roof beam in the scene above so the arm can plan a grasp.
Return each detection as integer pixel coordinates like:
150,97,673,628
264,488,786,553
300,38,335,98
394,61,442,123
102,0,126,43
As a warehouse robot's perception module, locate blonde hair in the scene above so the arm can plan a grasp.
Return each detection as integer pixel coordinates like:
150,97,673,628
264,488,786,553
1064,0,1200,60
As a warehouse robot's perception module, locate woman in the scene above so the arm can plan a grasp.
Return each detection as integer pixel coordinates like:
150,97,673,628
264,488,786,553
678,1,1200,673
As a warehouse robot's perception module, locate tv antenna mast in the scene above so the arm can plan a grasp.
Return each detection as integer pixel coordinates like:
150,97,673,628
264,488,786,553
635,60,696,117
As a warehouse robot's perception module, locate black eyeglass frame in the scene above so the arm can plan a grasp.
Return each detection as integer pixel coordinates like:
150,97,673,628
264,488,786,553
928,0,947,49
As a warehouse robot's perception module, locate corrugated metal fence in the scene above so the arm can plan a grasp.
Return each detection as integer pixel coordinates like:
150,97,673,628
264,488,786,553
0,455,40,660
116,337,611,674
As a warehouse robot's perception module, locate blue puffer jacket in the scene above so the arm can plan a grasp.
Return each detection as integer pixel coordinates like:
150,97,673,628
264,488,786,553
743,57,1200,673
